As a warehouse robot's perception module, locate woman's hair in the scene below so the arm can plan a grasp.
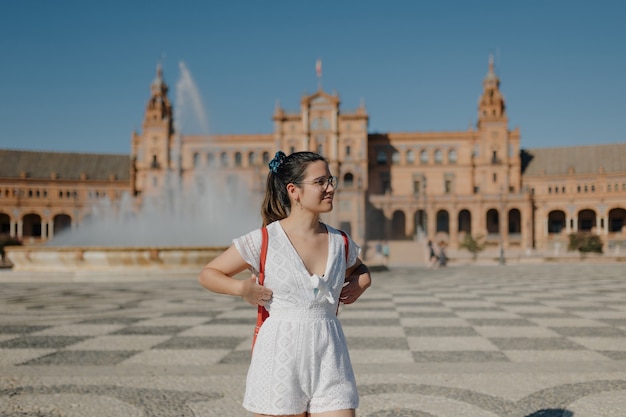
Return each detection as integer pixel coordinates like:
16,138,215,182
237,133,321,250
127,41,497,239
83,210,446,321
261,151,326,226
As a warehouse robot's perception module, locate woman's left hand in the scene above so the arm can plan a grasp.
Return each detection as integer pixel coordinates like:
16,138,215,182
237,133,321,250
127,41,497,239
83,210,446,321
340,265,371,304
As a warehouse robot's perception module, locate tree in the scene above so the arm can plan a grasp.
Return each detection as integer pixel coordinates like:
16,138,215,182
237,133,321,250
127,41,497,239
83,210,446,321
459,234,486,260
568,232,603,256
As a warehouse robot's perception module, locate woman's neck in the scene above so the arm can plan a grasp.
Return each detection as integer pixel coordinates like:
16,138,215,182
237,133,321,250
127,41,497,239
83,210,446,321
281,212,323,236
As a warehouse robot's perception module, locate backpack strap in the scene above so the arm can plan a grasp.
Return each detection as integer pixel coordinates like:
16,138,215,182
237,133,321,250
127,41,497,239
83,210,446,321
252,227,269,351
339,230,349,262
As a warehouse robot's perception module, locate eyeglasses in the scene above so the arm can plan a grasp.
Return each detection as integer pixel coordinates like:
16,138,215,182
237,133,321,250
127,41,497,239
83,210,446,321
295,176,339,190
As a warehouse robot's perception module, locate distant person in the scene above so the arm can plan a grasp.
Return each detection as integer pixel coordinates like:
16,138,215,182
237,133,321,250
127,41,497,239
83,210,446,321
198,151,372,416
437,241,448,267
427,240,438,269
382,241,389,265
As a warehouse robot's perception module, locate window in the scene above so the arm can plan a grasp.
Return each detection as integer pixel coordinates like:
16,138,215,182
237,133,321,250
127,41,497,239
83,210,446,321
444,180,452,194
248,152,256,166
434,150,442,164
220,152,229,167
493,173,497,183
448,149,457,164
406,150,415,164
317,144,324,155
192,152,200,168
289,146,295,154
207,153,215,167
262,152,270,165
344,173,354,188
413,180,421,194
420,150,428,164
234,152,242,167
345,145,351,156
391,151,400,165
377,150,388,165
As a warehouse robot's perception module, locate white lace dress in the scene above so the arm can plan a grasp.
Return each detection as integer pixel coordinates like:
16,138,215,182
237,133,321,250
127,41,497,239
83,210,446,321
233,220,360,415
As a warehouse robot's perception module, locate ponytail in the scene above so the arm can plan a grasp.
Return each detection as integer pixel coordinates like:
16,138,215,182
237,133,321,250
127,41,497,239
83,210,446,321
261,151,326,226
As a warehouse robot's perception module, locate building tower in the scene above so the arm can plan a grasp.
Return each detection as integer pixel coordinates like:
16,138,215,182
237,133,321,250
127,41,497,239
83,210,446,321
131,64,175,198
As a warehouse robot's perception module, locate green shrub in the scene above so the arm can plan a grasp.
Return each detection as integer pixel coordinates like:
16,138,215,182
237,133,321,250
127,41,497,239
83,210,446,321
567,232,603,254
459,234,486,260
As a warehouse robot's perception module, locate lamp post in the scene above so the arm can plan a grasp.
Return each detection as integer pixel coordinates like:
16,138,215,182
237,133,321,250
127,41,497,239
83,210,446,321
499,190,506,265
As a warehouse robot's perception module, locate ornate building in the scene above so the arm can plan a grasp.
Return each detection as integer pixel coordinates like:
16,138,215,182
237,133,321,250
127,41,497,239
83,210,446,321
1,58,625,262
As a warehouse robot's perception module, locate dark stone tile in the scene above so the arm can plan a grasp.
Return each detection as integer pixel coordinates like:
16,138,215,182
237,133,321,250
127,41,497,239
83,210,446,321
0,325,51,334
549,327,626,337
339,318,402,326
162,311,221,318
153,336,246,349
452,307,505,312
398,311,456,318
412,351,509,363
488,337,586,350
395,302,444,308
20,350,140,366
111,326,189,335
598,351,626,360
0,335,88,349
404,326,479,337
208,318,256,325
77,317,144,325
517,312,576,318
219,350,251,364
467,318,535,326
346,337,409,350
598,318,626,326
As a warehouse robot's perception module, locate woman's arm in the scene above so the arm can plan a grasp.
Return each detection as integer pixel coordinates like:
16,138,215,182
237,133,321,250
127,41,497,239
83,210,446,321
198,245,273,307
340,258,372,304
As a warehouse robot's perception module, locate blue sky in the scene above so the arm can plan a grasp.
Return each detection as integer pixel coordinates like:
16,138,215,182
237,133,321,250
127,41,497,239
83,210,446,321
1,0,625,154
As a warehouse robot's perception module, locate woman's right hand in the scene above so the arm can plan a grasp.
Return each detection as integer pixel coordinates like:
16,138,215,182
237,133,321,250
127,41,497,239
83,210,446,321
241,275,273,307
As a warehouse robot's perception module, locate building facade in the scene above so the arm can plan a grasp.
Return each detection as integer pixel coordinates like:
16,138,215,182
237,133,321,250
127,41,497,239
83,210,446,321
1,58,625,261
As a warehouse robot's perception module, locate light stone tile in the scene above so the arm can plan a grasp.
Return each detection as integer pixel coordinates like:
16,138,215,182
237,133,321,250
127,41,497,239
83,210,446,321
529,318,609,327
407,336,499,351
568,389,626,416
504,350,611,362
66,335,171,350
120,349,230,366
348,349,414,364
338,309,399,319
0,348,55,366
454,311,521,319
400,317,469,327
132,317,208,327
569,337,626,351
178,324,252,337
473,326,561,338
342,326,405,338
32,324,125,336
571,311,626,319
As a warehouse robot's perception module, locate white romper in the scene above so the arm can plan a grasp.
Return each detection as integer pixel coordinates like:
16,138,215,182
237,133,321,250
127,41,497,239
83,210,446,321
233,220,360,415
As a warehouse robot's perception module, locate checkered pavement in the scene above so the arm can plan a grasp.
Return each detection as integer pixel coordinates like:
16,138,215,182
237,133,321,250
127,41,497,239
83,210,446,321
1,264,626,417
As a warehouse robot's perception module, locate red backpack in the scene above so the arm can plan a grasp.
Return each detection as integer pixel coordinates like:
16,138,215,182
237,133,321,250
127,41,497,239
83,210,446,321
252,227,349,351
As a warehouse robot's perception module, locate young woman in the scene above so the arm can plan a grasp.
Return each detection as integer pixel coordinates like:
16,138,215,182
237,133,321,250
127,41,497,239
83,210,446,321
199,151,372,417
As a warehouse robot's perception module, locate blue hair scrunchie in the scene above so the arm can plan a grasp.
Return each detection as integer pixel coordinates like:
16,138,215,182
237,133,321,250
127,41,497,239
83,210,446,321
269,151,287,174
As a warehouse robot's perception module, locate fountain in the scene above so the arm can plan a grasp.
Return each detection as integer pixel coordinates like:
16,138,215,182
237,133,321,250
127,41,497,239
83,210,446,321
5,62,262,272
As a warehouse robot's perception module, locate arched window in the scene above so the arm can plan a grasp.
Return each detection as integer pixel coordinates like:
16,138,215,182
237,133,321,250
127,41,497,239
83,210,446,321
207,153,215,167
248,151,256,166
220,152,229,167
262,152,270,165
344,173,354,188
420,150,429,164
192,152,200,168
406,150,415,164
448,149,457,164
434,149,443,164
234,152,242,167
391,151,400,165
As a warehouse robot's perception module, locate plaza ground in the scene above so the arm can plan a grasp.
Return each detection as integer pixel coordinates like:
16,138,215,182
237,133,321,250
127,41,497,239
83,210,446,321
1,263,625,416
